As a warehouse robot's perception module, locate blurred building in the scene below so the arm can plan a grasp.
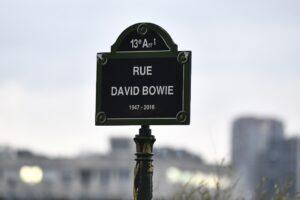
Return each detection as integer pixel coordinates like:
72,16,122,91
0,137,230,199
232,116,300,198
256,137,300,196
0,138,134,199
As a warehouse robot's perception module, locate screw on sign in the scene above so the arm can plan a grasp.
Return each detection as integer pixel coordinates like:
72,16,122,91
95,23,191,200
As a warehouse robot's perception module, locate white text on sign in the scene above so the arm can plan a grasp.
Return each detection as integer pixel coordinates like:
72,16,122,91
133,66,152,76
130,38,157,49
110,65,175,96
111,86,174,96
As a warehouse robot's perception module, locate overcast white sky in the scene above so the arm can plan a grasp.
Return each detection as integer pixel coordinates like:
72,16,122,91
0,0,299,163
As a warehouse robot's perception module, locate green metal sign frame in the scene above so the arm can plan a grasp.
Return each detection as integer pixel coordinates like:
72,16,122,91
95,23,191,125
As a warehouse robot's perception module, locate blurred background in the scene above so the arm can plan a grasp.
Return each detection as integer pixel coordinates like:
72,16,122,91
0,0,299,199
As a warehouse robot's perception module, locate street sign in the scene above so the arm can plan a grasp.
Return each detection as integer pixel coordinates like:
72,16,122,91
96,23,191,125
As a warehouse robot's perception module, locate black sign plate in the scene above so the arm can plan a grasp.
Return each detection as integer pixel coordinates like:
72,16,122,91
96,23,191,125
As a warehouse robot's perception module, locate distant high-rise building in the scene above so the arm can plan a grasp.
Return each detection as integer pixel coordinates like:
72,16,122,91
256,137,300,197
231,116,284,196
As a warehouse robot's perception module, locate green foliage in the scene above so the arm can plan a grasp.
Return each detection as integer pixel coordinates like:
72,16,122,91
168,177,299,200
171,180,232,200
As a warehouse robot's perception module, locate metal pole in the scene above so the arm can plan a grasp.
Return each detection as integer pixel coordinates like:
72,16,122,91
133,125,156,200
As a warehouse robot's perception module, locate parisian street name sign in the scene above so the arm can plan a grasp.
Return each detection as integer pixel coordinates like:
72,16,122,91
96,23,191,125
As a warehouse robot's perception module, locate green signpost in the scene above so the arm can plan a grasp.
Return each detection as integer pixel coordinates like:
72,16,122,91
95,23,191,200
